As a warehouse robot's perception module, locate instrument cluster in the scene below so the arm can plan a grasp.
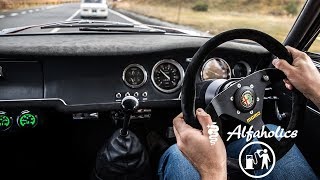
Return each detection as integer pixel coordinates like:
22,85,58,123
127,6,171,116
121,57,253,95
122,59,184,94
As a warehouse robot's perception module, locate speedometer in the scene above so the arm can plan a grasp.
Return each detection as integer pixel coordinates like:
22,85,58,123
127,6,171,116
151,59,184,93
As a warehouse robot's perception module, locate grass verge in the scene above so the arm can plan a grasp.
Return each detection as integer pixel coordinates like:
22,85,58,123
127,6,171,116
114,1,320,52
0,0,79,11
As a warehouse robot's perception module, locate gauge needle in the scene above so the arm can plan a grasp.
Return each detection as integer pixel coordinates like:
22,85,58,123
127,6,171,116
160,70,171,80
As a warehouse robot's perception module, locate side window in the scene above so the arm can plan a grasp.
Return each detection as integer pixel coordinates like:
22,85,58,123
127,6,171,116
309,35,320,53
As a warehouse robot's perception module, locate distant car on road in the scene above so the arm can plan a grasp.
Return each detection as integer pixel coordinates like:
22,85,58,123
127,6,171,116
80,0,108,18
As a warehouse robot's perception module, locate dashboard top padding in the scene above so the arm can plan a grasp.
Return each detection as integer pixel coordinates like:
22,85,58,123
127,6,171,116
0,34,268,57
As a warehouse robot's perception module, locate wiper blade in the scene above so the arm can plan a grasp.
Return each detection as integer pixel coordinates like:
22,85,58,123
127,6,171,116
0,25,37,35
79,27,166,33
0,19,168,35
41,19,166,33
0,19,82,35
0,19,135,35
41,19,134,29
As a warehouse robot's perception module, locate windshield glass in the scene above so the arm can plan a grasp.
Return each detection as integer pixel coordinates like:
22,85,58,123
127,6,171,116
0,0,305,40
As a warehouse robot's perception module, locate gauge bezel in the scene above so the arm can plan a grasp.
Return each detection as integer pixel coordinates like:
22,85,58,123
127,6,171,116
16,110,38,128
151,59,185,93
0,111,12,131
122,64,148,89
232,61,252,77
200,57,232,80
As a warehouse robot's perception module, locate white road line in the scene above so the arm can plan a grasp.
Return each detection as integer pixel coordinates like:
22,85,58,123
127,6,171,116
21,11,26,14
50,9,81,33
0,15,5,19
66,9,81,21
10,13,18,17
108,9,142,25
28,10,33,13
108,9,149,29
35,9,40,12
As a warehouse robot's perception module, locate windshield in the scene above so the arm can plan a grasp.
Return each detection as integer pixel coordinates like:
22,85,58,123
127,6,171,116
0,0,305,41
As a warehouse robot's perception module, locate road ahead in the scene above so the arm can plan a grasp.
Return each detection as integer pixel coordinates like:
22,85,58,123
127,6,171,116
0,3,142,33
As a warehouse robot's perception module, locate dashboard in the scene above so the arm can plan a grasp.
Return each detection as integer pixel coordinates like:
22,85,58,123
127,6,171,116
0,33,274,132
1,33,320,179
0,49,265,105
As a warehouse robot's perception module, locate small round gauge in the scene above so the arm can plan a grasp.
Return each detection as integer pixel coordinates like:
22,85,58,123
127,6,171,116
0,111,12,131
232,61,252,78
122,64,147,88
151,59,184,93
201,57,231,80
17,110,38,128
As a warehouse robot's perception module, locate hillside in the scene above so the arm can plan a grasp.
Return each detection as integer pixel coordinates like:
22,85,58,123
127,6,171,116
124,0,304,15
0,0,79,10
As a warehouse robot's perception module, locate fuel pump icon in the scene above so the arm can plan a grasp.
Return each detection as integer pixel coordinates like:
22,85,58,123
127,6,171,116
245,155,254,169
244,149,270,170
238,141,275,178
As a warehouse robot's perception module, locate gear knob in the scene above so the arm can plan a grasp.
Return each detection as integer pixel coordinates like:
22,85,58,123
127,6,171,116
121,96,139,112
120,96,139,136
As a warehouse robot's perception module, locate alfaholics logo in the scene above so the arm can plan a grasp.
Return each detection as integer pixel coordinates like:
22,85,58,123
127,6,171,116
227,125,299,178
226,125,298,142
238,141,276,178
207,122,219,145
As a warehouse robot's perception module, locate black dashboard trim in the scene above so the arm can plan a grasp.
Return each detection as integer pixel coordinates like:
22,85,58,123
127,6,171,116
0,98,181,112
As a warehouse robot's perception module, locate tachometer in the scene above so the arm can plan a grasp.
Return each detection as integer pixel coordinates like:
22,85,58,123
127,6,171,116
123,64,147,88
151,59,184,93
201,57,231,80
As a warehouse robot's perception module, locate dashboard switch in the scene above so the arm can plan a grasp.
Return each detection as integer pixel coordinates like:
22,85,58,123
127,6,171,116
142,92,148,97
115,93,122,99
134,92,139,97
125,92,130,97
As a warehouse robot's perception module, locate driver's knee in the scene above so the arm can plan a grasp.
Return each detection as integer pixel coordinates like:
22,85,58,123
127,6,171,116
158,144,200,180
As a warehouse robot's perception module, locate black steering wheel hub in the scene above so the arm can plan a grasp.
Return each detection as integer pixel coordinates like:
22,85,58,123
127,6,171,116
234,86,257,113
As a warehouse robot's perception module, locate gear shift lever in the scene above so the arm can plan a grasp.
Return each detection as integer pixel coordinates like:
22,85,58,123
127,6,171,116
93,96,150,180
120,96,139,136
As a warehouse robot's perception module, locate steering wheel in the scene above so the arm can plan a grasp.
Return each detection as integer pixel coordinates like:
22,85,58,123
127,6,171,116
181,29,307,169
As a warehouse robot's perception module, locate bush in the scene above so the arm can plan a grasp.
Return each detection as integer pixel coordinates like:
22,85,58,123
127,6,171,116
285,0,298,15
192,1,208,12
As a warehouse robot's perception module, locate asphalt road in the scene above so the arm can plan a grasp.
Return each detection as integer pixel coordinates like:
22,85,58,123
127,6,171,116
0,3,142,33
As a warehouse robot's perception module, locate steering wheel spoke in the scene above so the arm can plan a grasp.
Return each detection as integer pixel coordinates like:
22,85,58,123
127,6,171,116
208,68,284,130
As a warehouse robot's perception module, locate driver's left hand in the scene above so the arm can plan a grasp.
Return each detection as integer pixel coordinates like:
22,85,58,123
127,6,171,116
173,108,227,180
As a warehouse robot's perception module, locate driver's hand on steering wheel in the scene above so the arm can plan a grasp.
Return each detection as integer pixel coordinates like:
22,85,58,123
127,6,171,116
272,46,320,109
173,108,227,180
